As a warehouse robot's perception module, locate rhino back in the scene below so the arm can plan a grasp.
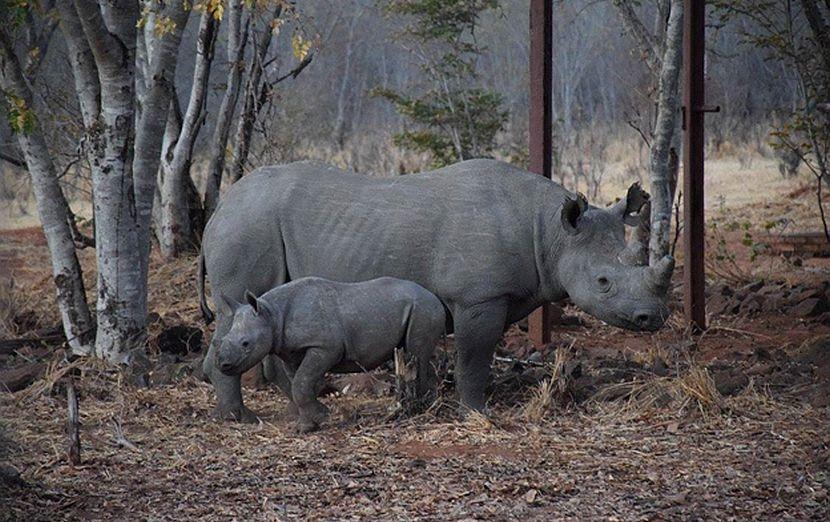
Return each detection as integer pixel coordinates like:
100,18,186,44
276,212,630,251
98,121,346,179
205,159,571,307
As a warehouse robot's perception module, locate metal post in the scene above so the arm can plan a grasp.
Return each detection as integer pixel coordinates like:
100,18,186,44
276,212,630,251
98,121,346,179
528,0,553,346
683,0,710,331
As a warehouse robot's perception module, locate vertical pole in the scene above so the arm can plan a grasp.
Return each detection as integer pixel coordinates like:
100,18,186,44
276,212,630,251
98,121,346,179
683,0,706,330
528,0,553,346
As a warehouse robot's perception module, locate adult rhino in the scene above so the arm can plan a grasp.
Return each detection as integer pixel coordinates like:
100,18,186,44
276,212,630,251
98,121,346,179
199,159,673,421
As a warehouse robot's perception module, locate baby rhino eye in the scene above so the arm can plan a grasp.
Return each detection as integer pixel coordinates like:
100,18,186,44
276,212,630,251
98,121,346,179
597,276,611,292
241,340,250,348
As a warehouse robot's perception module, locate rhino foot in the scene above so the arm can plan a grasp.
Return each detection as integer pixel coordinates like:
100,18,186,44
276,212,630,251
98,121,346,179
285,401,299,419
213,403,259,424
296,418,320,433
295,401,329,433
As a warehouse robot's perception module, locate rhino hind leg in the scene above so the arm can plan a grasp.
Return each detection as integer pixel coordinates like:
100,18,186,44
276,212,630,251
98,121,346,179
400,310,442,410
203,316,259,423
452,300,508,413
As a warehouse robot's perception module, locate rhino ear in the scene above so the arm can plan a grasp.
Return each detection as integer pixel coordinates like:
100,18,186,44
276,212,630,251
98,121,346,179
612,182,650,226
561,194,587,236
245,290,261,315
245,290,271,318
217,293,241,315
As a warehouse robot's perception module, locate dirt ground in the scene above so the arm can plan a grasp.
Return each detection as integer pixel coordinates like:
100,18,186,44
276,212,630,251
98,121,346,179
2,159,830,520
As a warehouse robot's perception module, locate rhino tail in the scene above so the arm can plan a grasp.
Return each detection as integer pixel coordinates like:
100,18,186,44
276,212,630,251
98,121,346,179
197,249,215,325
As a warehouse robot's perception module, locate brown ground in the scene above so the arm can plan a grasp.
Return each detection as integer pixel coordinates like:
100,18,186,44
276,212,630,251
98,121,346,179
2,161,830,520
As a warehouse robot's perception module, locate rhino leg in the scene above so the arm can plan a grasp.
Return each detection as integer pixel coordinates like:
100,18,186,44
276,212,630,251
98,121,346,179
453,300,508,412
262,354,299,417
203,315,258,423
403,312,441,407
292,347,341,433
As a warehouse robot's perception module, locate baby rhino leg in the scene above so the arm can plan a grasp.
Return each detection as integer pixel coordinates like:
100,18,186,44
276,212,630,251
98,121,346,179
292,347,341,433
401,305,444,409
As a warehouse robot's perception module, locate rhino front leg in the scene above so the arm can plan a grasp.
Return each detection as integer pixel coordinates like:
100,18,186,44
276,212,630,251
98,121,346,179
203,316,258,423
263,354,299,418
291,347,341,433
453,300,508,412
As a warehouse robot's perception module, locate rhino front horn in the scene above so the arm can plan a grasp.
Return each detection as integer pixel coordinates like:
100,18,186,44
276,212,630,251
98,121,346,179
647,255,675,293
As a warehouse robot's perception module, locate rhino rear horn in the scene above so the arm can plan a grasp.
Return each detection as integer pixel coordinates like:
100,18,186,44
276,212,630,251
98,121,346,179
613,182,650,226
619,200,651,266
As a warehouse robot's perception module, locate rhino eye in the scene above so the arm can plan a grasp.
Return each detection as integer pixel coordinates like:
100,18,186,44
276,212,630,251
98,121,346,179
597,277,611,292
241,340,250,348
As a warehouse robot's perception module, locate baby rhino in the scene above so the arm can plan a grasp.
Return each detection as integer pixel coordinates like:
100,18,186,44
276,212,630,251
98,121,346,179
215,277,446,432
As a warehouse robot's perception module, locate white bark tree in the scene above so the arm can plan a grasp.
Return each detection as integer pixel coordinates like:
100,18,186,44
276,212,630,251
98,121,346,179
0,31,95,356
613,0,684,265
203,0,246,219
50,1,190,363
157,10,219,258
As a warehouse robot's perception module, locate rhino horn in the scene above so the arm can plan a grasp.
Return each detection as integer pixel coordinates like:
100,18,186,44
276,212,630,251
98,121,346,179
619,200,651,266
612,182,650,226
646,255,675,294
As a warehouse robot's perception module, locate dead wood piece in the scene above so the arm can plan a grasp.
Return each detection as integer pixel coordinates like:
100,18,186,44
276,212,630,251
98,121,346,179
66,377,80,465
0,334,65,355
0,363,45,392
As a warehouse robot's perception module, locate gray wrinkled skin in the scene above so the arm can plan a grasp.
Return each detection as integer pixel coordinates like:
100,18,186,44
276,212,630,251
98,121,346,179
200,159,673,421
215,277,445,432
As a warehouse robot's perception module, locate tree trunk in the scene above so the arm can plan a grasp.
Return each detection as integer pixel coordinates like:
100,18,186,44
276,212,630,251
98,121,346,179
0,34,94,356
73,0,145,363
333,9,362,149
203,0,246,219
133,3,190,309
648,0,683,265
229,18,277,183
158,11,218,258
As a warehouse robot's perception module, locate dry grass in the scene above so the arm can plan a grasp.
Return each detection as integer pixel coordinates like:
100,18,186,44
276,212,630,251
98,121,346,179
1,358,828,520
522,342,575,422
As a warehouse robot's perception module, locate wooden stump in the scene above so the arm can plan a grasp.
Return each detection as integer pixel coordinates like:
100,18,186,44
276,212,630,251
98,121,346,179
66,377,81,465
394,347,423,416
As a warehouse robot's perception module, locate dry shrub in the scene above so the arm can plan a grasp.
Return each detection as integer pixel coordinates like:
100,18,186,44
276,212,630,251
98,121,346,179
522,344,574,422
0,275,44,338
593,365,724,418
16,352,120,402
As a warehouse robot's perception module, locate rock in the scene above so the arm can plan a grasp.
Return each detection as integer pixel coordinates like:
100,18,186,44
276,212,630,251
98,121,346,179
156,325,203,356
0,363,45,392
707,282,734,298
791,336,830,382
652,357,670,377
739,294,766,316
711,368,749,396
736,280,765,299
790,287,826,304
762,291,787,312
0,464,25,488
789,298,828,318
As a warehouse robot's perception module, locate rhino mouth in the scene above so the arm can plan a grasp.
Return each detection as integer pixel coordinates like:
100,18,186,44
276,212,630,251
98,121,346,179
606,309,668,332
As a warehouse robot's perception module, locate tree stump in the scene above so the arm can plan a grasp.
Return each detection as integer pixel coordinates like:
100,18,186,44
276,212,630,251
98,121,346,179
66,377,81,465
394,347,424,416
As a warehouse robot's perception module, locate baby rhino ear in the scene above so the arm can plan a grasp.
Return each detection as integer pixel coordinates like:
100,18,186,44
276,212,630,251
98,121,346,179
245,290,269,317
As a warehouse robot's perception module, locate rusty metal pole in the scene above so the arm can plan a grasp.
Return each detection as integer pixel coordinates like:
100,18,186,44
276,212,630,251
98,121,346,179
528,0,553,346
683,0,710,331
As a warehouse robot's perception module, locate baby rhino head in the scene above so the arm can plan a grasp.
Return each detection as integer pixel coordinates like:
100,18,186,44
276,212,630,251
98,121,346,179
216,291,275,375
